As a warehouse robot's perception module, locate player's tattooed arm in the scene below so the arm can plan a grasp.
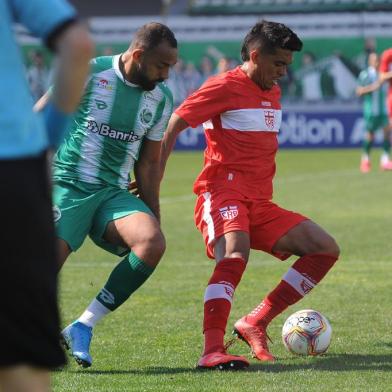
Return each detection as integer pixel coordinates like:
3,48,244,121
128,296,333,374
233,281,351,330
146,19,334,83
134,139,162,223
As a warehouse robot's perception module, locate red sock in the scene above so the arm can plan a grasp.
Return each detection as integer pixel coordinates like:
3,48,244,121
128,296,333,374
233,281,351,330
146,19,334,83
203,257,246,355
246,254,338,327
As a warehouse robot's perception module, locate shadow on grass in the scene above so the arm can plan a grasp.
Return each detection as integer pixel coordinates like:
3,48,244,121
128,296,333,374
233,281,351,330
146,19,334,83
63,367,192,375
247,353,392,373
59,353,392,375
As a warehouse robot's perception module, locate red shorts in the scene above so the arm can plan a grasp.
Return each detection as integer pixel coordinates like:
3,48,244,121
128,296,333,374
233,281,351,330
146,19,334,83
388,94,392,120
194,189,307,260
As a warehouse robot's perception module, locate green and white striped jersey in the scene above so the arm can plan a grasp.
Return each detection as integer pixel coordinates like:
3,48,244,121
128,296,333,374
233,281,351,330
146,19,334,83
53,55,174,188
357,66,387,118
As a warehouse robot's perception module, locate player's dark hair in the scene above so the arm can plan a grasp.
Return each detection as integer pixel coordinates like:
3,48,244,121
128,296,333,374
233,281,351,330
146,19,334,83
131,22,177,51
241,20,303,61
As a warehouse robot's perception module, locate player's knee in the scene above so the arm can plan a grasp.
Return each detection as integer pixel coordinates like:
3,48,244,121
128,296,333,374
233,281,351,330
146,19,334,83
317,235,340,258
136,231,166,265
151,232,166,259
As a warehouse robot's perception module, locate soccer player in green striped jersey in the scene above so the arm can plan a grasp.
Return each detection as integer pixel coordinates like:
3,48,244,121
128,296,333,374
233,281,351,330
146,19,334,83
38,22,178,367
356,52,392,173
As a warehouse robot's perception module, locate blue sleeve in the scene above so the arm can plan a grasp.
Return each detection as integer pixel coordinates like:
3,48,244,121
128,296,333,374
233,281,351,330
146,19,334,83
43,102,72,149
8,0,76,41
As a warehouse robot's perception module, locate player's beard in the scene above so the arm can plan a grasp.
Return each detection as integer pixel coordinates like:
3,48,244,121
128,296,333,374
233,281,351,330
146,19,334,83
134,64,162,91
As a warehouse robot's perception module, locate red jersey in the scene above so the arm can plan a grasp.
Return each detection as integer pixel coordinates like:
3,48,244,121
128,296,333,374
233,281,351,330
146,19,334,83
380,48,392,94
175,66,282,200
380,48,392,116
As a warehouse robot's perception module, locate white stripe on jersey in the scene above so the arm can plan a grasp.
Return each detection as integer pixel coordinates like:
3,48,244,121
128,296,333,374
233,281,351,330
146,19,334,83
119,144,137,187
78,68,117,183
204,283,235,303
79,136,105,183
219,108,282,132
283,267,315,296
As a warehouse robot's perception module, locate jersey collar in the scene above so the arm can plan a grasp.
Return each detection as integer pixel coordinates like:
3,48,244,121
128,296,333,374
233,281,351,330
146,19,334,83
113,54,139,87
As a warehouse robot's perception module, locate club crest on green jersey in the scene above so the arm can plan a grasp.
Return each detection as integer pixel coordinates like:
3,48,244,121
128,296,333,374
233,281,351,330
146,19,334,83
140,108,153,125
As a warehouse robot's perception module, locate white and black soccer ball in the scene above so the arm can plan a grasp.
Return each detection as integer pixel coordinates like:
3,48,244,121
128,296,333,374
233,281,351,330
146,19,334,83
282,309,332,356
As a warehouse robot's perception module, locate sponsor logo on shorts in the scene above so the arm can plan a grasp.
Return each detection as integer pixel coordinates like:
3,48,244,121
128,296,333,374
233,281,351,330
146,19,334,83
219,205,238,220
53,205,61,222
87,120,141,142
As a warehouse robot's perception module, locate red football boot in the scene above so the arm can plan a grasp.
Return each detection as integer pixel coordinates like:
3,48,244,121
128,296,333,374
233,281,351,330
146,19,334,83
197,351,249,370
360,159,371,173
380,160,392,171
233,317,275,362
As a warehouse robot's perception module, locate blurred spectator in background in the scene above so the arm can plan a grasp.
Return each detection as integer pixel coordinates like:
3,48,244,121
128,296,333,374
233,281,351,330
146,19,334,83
295,51,359,101
279,66,296,101
356,52,391,173
27,49,50,102
330,52,360,100
297,51,323,101
199,55,214,83
167,58,188,107
183,61,202,95
101,46,113,56
215,56,231,74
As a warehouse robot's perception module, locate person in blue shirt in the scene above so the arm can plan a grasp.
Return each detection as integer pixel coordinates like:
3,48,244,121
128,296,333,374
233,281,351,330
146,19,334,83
0,0,93,390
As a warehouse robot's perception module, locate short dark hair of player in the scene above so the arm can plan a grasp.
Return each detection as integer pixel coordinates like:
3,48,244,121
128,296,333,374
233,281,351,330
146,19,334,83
241,20,303,61
131,22,177,51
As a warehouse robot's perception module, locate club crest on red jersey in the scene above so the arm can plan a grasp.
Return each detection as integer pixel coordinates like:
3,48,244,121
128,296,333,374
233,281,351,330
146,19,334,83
219,206,238,220
264,110,275,130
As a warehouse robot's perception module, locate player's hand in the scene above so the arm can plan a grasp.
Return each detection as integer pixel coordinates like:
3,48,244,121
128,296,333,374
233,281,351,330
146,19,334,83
128,180,139,196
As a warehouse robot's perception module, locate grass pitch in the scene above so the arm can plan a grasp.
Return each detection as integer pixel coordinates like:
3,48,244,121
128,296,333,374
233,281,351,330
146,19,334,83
54,149,392,391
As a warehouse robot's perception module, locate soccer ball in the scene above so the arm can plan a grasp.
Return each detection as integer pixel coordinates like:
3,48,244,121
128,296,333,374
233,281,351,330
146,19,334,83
282,309,332,356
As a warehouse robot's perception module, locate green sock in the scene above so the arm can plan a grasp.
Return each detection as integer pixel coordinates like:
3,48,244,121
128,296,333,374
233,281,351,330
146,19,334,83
96,252,155,311
382,138,391,155
363,139,372,155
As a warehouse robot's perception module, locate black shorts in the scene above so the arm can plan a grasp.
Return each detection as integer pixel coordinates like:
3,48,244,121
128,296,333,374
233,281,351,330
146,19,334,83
0,154,65,368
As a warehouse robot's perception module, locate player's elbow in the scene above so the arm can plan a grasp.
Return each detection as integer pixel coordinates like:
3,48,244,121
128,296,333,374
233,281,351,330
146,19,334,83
70,31,95,62
58,23,95,62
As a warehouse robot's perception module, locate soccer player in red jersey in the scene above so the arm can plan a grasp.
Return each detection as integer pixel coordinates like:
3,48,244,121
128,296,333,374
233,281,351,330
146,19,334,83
160,20,340,370
380,48,392,130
